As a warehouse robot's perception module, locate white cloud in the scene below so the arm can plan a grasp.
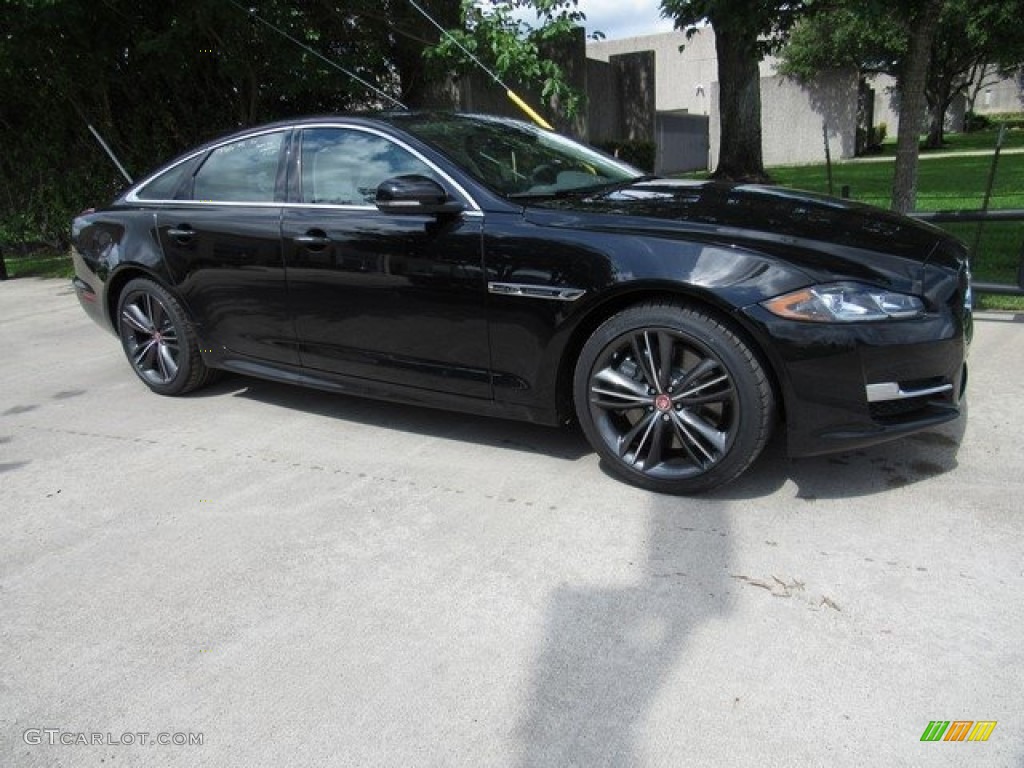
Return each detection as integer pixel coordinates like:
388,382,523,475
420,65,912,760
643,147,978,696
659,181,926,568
577,0,675,40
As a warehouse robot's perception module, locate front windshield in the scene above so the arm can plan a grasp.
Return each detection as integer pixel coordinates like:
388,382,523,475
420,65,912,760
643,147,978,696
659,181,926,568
396,114,644,198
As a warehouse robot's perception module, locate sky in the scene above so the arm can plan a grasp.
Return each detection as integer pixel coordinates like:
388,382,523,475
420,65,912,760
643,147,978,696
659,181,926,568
575,0,676,40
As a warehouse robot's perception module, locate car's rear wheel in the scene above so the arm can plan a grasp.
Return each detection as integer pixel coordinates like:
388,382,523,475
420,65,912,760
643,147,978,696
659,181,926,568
574,302,774,494
116,277,211,395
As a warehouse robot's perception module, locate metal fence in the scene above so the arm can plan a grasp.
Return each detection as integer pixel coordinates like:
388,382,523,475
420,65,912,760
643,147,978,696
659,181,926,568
910,209,1024,296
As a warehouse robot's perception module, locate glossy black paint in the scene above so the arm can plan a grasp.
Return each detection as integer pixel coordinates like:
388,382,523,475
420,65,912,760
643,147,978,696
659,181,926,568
71,113,971,460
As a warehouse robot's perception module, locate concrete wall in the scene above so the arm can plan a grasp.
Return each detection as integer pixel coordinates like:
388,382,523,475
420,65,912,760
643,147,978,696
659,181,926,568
870,70,1023,137
591,28,858,169
588,29,719,117
759,70,858,167
587,52,657,145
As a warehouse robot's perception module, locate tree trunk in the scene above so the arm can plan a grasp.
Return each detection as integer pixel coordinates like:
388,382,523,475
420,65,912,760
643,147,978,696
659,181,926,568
391,0,462,109
924,82,951,149
710,19,769,182
891,0,943,213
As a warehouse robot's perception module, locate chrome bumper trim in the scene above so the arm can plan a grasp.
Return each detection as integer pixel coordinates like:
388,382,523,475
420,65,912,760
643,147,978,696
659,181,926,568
865,381,953,403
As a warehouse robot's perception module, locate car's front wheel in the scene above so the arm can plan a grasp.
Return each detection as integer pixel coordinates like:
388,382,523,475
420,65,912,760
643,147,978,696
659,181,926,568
574,302,774,494
116,277,212,395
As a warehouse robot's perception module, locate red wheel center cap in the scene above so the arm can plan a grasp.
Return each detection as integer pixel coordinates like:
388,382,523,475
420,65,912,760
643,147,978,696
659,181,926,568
654,394,672,412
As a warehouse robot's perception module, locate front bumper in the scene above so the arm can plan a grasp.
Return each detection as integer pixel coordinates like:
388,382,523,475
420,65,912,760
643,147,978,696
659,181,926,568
741,304,969,457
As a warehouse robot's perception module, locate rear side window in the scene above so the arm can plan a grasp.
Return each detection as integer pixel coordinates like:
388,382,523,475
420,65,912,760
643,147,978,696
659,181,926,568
299,128,438,206
136,165,187,200
193,132,285,203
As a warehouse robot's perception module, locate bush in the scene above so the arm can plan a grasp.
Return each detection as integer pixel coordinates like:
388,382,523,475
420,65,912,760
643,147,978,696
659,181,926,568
858,123,887,155
870,122,887,146
593,140,657,173
965,111,993,132
988,112,1024,130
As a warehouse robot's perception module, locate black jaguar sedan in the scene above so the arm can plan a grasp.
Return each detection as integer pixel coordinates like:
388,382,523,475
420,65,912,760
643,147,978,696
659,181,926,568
71,113,971,493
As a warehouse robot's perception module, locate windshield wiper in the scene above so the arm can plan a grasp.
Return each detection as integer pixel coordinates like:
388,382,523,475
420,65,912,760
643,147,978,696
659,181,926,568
553,174,661,198
507,174,660,201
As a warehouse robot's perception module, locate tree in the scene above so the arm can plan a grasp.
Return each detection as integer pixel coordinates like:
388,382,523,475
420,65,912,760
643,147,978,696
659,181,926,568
924,1,1024,146
425,0,591,123
658,1,805,182
0,0,582,251
891,0,944,213
781,0,1024,210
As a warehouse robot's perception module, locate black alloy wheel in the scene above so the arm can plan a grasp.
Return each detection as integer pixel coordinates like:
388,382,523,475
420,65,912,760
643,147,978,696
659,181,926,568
574,302,774,494
116,277,212,395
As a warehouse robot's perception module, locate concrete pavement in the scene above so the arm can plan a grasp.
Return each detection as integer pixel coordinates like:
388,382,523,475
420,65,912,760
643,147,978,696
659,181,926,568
2,277,1022,767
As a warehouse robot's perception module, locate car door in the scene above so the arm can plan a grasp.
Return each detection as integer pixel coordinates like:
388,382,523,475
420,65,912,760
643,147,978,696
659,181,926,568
281,125,490,399
155,128,298,365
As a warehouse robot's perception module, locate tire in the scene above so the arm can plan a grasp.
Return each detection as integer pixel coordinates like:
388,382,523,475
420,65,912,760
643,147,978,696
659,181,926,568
116,277,213,396
574,302,774,494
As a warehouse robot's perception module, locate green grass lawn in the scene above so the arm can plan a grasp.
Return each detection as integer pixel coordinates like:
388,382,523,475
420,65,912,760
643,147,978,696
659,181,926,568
1,249,74,280
864,127,1024,157
769,149,1024,210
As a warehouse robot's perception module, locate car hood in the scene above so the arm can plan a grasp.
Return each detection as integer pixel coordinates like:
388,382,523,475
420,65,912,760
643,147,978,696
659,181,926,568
523,179,958,288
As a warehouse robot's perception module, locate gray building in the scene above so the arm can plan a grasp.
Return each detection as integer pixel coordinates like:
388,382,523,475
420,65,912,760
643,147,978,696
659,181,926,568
587,29,859,172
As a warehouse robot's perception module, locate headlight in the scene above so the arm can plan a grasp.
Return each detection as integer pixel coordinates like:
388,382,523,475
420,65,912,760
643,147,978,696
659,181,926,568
762,283,925,322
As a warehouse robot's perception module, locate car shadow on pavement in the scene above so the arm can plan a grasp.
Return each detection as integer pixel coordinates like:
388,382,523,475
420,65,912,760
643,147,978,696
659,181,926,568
205,374,592,461
514,499,731,766
194,374,967,499
706,404,967,501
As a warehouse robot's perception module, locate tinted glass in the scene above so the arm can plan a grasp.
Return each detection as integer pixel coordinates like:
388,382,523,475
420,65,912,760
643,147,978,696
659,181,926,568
193,132,285,202
395,115,641,197
136,164,187,200
299,128,438,206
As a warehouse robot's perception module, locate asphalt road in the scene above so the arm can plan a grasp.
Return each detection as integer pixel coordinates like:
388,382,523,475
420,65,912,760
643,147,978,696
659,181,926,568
2,276,1022,767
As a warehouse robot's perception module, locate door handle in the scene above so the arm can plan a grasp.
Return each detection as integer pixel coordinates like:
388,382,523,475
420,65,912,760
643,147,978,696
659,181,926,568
167,226,195,239
295,231,331,248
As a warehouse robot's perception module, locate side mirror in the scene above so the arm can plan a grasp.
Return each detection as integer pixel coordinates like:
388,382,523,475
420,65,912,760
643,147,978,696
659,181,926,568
375,175,464,215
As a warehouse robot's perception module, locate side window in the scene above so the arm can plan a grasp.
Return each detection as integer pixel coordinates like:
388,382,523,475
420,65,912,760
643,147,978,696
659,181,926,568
300,128,439,206
193,132,285,203
136,164,188,200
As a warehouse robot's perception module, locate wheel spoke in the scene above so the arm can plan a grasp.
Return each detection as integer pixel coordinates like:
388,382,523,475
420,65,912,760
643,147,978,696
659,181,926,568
656,331,674,390
157,343,178,381
674,373,730,402
142,293,156,327
668,411,713,466
642,416,667,470
679,386,734,406
673,358,717,393
122,304,153,335
676,409,727,453
593,367,650,399
617,412,656,458
630,333,660,391
590,392,649,411
132,338,157,368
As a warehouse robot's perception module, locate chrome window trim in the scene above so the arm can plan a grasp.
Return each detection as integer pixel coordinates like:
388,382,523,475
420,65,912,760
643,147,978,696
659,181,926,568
293,123,480,212
124,122,482,213
125,127,290,204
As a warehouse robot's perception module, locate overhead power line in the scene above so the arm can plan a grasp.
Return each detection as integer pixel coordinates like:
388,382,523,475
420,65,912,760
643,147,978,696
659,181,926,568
405,0,554,130
225,0,408,110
